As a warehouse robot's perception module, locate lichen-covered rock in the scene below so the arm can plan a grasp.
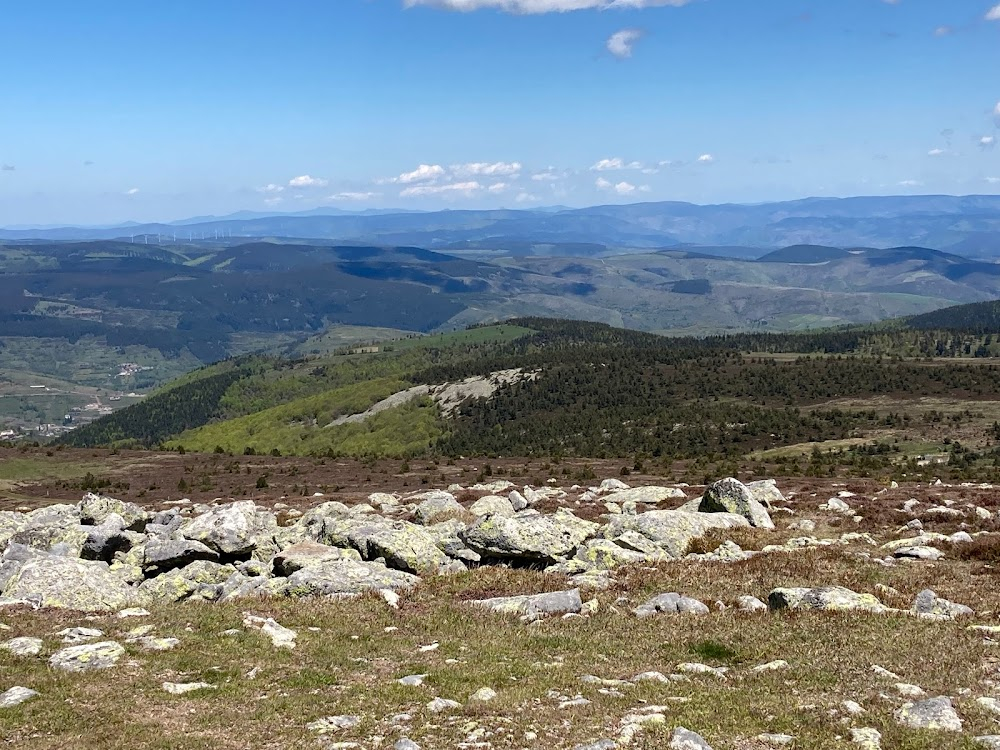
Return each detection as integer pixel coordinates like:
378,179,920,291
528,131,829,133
601,486,686,506
461,509,598,563
81,514,144,562
768,586,887,613
2,554,137,611
411,491,464,525
468,495,516,518
603,509,749,558
894,696,963,731
745,479,786,509
143,539,220,573
280,559,419,597
849,727,882,749
912,589,973,619
49,641,125,672
633,592,709,618
271,541,361,576
573,538,659,570
139,560,236,603
354,523,457,575
0,686,38,708
700,478,775,529
669,727,714,749
179,500,277,556
78,493,148,530
470,588,582,619
1,636,43,656
8,521,89,557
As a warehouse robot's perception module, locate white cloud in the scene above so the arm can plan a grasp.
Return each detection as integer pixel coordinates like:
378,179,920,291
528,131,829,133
897,179,923,187
596,177,640,195
396,164,447,184
591,157,643,171
995,101,1000,126
934,26,953,37
257,183,285,194
404,0,694,14
986,4,1000,21
487,182,509,193
927,148,947,157
400,180,482,197
531,169,561,181
330,191,380,201
264,196,283,206
986,177,1000,184
452,161,522,177
289,175,329,188
606,28,643,59
697,153,714,164
515,192,539,203
982,136,996,149
125,188,140,195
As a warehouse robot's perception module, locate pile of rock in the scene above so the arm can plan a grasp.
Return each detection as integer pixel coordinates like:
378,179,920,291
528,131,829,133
0,477,778,612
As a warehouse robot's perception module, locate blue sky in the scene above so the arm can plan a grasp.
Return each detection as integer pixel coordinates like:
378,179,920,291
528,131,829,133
1,0,998,225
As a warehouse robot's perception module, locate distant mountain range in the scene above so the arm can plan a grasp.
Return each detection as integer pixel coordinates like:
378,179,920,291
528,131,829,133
4,195,1000,256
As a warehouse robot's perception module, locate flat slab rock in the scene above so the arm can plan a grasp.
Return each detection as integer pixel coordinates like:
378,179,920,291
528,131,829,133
670,727,714,749
0,686,38,708
470,588,583,619
894,696,963,731
48,641,125,672
634,592,709,618
768,586,887,613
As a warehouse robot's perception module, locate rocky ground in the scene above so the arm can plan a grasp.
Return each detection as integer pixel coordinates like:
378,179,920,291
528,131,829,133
1,473,1000,749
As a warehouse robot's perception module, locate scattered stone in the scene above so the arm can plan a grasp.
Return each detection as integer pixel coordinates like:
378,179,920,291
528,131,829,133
894,545,944,561
242,614,297,649
469,687,497,702
676,662,727,678
768,586,886,613
394,740,421,750
895,682,926,697
136,636,180,651
842,699,865,715
1,637,43,656
974,737,1000,750
117,607,150,618
977,697,1000,716
737,595,768,613
756,734,795,746
894,695,963,731
48,641,125,672
572,742,616,750
912,589,974,619
426,697,461,713
699,478,775,529
57,626,103,644
0,686,38,708
470,588,582,620
397,674,427,687
849,727,882,749
162,681,216,695
307,715,361,733
461,509,598,563
751,660,789,673
669,726,714,749
633,592,709,618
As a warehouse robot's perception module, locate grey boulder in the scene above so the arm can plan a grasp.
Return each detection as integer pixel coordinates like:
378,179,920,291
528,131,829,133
700,478,775,529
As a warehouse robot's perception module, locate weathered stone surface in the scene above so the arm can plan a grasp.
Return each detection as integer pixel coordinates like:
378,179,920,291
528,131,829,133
243,614,297,649
470,588,582,619
282,559,419,597
0,686,38,708
894,545,945,561
271,541,361,576
894,696,963,731
461,509,598,563
179,500,277,556
354,523,456,575
143,539,219,573
912,589,973,619
49,641,125,672
2,554,137,611
974,737,1000,750
603,510,749,558
745,479,786,509
163,681,215,695
411,492,464,525
573,538,658,570
669,727,714,749
468,495,516,518
768,586,887,613
1,636,43,656
601,487,686,506
633,592,709,618
79,493,148,530
737,595,768,613
700,478,775,529
850,727,882,749
139,560,236,603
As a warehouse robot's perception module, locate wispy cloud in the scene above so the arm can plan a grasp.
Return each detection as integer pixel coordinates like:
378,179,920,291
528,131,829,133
606,28,643,59
531,168,562,181
697,153,715,164
452,161,522,177
927,148,949,157
596,177,643,195
981,135,996,150
396,164,446,184
289,175,329,188
897,179,923,187
257,183,285,194
330,191,380,201
591,157,643,171
403,0,695,14
986,4,1000,21
125,187,140,195
400,180,482,197
986,177,1000,184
